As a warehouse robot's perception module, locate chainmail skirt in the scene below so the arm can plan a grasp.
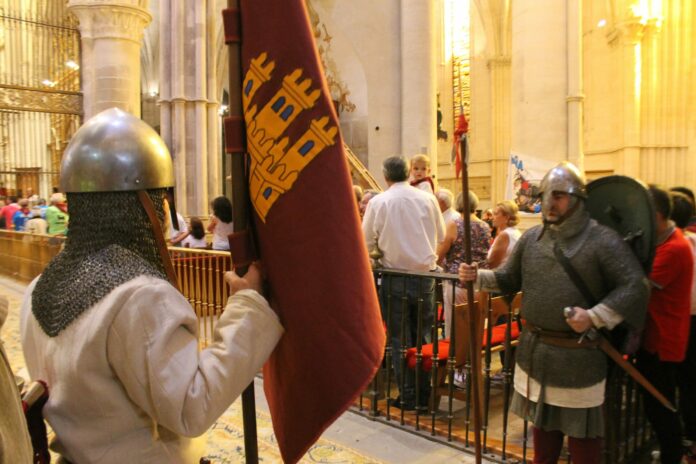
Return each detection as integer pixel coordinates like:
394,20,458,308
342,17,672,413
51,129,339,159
510,391,604,438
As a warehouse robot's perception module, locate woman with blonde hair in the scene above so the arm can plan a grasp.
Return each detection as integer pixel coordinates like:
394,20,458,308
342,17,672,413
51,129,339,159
487,200,521,269
438,190,491,337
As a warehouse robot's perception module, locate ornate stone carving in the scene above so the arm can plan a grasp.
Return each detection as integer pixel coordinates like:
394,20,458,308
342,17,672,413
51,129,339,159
305,1,355,114
68,1,152,43
0,86,82,115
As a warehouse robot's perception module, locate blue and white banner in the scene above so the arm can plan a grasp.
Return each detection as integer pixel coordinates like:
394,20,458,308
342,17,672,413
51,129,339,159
505,152,555,215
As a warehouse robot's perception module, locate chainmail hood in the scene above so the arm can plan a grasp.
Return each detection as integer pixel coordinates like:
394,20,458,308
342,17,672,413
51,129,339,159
31,189,168,336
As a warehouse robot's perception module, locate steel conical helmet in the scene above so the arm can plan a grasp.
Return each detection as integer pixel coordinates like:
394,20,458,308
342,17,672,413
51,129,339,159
60,108,174,192
538,161,586,198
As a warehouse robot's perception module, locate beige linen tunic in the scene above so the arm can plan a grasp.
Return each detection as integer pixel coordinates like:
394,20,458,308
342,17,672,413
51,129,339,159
1,296,33,463
21,275,283,464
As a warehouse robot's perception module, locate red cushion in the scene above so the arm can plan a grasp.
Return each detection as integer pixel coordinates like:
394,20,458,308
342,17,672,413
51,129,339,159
482,321,523,347
405,320,525,372
405,340,450,372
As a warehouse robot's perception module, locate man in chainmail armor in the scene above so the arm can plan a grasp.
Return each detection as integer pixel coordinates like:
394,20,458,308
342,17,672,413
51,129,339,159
20,108,283,463
460,162,648,463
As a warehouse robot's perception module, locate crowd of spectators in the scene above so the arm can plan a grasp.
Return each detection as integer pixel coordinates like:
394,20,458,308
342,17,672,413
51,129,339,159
0,188,238,253
0,191,66,235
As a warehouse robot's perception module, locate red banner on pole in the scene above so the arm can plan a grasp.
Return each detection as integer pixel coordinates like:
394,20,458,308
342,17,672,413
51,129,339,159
239,2,385,462
452,113,469,178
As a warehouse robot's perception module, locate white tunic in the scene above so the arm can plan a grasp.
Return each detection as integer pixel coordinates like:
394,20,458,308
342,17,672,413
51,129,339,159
21,275,283,464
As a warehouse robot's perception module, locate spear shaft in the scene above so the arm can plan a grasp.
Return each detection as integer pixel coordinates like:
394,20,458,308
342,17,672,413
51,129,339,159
459,134,482,464
225,1,258,462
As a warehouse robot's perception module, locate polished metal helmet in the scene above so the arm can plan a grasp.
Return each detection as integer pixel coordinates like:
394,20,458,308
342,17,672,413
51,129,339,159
60,107,174,193
538,161,586,199
538,161,586,223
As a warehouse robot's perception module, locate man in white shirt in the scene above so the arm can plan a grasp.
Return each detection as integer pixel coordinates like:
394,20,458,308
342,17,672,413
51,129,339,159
436,188,460,225
362,156,445,411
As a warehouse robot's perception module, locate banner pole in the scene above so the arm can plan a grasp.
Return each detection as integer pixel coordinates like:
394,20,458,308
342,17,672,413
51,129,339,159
224,1,258,463
460,134,483,464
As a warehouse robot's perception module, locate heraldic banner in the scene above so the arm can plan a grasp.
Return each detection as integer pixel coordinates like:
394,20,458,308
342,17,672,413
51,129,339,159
239,1,385,462
504,152,556,215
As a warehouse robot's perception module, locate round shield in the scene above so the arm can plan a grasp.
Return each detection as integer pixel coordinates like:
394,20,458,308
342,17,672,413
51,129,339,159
586,175,656,274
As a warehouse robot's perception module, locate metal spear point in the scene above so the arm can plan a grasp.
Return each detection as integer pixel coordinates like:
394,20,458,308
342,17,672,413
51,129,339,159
459,135,483,464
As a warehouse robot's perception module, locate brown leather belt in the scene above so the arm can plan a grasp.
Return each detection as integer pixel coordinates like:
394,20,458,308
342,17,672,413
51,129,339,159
525,323,599,349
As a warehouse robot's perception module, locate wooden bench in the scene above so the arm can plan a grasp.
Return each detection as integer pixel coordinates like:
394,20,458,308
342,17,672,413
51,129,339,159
405,292,523,409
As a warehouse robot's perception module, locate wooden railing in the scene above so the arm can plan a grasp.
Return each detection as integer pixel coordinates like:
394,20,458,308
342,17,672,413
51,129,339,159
344,142,382,192
169,247,233,348
0,231,232,348
0,230,65,281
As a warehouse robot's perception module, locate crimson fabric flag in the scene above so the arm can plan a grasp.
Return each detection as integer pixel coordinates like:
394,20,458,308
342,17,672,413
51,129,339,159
452,113,469,178
238,1,385,462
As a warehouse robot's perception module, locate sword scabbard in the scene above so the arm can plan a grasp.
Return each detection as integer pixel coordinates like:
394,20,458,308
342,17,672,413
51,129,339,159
597,336,676,412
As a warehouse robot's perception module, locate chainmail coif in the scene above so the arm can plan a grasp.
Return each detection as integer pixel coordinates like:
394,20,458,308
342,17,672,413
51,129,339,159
31,189,168,337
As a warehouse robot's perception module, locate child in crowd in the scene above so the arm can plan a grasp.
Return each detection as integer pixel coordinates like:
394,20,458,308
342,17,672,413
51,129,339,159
409,154,435,194
181,217,208,249
208,196,234,251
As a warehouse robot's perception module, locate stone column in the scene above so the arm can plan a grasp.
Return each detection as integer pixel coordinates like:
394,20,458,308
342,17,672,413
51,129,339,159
613,14,645,179
68,0,152,119
471,0,513,205
566,0,584,172
510,0,577,166
159,0,221,216
400,0,437,162
488,56,511,203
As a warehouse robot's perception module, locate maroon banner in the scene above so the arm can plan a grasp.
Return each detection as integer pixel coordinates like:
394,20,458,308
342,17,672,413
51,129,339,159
239,2,385,462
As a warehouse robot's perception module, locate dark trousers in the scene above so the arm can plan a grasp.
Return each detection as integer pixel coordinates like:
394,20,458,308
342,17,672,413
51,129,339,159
379,274,435,406
679,316,696,443
637,349,683,464
532,427,602,464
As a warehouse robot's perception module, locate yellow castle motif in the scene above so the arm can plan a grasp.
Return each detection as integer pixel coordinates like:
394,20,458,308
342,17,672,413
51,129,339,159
242,53,338,222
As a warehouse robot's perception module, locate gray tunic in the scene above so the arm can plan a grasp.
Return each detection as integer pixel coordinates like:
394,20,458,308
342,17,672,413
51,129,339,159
481,208,648,390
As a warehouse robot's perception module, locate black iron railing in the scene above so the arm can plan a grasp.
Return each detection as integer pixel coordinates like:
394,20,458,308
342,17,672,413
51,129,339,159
356,268,653,463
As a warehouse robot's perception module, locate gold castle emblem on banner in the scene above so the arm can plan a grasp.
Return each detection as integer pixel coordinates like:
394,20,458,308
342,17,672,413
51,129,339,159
242,53,338,222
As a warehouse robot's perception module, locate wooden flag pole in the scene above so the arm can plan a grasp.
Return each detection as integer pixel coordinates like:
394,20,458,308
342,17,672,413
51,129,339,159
224,1,259,463
459,134,483,464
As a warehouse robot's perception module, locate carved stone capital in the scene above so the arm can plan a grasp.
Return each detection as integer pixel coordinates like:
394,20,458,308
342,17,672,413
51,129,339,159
68,0,152,43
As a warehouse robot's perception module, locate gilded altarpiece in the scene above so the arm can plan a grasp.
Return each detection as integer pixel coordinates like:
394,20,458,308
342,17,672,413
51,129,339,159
0,0,81,197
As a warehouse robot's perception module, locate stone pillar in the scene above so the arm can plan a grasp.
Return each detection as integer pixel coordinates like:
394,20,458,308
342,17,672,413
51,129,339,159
68,0,151,119
206,0,220,208
566,0,584,172
510,0,576,166
159,0,221,216
470,0,513,206
400,0,437,163
488,56,511,204
613,13,645,179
